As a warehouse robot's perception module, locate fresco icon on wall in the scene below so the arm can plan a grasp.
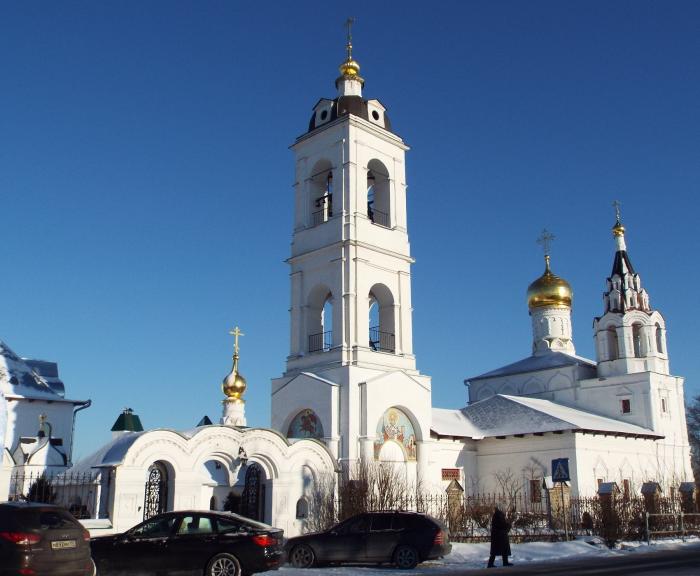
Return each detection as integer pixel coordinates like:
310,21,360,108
287,409,324,439
374,407,416,461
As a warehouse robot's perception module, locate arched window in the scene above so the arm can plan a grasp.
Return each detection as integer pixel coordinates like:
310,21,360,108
368,284,395,353
209,496,217,510
655,324,664,354
287,409,324,439
373,407,417,461
307,285,333,353
309,162,333,227
367,160,390,227
295,497,309,519
606,327,619,361
632,323,643,358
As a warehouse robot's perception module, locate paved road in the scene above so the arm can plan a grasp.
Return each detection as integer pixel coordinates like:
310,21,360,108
432,542,700,575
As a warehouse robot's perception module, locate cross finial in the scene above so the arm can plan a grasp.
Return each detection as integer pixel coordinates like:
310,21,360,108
228,326,244,356
536,228,555,257
612,199,622,223
344,17,355,60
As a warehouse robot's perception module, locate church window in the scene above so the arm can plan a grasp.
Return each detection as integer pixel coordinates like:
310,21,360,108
621,399,631,414
372,110,380,121
661,397,668,413
368,284,395,353
374,407,417,461
287,409,324,439
655,324,664,354
632,323,643,357
622,479,630,500
209,496,217,510
307,286,333,353
366,160,390,227
606,327,619,361
295,497,309,519
309,163,333,227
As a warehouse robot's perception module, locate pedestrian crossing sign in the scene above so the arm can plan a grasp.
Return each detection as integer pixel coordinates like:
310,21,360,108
551,458,570,482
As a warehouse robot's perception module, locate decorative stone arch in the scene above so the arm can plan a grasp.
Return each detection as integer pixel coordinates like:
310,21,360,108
306,283,334,353
368,283,396,353
373,406,418,461
547,372,571,390
366,158,391,227
286,408,324,439
477,385,494,401
522,378,544,395
122,431,189,473
308,159,334,227
500,383,517,396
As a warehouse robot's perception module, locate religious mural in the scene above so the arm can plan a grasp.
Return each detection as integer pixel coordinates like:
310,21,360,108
374,407,416,461
287,409,324,439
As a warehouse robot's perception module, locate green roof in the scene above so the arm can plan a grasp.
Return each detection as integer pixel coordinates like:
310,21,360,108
111,410,144,432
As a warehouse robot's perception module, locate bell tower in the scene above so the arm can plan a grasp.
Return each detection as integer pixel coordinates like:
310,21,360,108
272,26,431,477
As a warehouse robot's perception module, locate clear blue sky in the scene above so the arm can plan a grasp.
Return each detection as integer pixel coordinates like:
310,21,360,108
2,1,699,460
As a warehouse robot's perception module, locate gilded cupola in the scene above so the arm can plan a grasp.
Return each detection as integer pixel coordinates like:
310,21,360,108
527,230,573,311
222,327,247,403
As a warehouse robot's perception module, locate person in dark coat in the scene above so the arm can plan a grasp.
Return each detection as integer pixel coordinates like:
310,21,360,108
487,506,513,568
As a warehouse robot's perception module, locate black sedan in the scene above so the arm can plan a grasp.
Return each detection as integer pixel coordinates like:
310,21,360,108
286,511,451,569
90,511,283,576
0,501,95,576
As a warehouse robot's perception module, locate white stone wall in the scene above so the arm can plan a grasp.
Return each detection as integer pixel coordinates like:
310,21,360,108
4,398,76,463
103,427,336,537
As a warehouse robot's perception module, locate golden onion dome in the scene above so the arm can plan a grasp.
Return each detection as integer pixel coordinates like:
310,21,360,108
339,57,361,77
527,255,573,310
222,360,247,402
612,219,625,237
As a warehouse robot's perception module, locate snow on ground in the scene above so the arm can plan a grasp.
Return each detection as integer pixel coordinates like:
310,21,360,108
273,536,700,575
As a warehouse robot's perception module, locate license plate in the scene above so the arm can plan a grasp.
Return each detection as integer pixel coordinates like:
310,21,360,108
51,540,77,550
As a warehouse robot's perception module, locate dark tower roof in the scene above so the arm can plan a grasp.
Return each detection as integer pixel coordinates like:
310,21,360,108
308,96,393,133
111,408,144,432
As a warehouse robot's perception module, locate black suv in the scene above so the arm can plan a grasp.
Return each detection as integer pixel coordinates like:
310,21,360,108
286,511,451,569
0,502,94,576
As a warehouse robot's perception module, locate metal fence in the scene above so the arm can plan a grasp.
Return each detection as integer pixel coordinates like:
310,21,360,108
322,491,700,543
8,470,110,520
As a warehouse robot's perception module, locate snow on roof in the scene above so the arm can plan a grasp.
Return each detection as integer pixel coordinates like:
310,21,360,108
0,340,63,400
468,351,596,382
431,407,482,438
0,340,87,404
71,432,146,472
431,394,660,440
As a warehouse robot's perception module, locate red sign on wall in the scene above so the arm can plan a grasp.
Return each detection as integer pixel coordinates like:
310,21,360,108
442,468,460,481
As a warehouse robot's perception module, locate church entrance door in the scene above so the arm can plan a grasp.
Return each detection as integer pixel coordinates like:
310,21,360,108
143,462,168,520
241,463,266,522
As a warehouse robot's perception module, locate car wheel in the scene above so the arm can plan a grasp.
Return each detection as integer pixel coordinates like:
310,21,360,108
206,552,241,576
289,544,315,568
394,545,419,569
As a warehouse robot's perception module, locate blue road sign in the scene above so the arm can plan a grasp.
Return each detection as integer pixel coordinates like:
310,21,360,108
552,458,570,482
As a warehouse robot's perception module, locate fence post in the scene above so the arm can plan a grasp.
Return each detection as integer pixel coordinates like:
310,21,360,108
645,512,650,545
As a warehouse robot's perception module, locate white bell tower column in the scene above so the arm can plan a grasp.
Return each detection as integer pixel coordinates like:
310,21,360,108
272,27,432,479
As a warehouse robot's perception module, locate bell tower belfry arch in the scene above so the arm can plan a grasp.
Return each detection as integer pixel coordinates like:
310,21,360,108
272,26,431,477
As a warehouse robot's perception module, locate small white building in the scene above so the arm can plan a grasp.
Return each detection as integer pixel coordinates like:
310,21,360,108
0,341,90,484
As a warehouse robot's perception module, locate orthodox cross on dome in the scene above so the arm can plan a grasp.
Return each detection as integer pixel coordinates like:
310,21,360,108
613,199,622,222
228,326,244,356
344,17,355,60
537,229,555,257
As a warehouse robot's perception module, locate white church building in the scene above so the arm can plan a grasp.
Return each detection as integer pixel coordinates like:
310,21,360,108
2,34,693,536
